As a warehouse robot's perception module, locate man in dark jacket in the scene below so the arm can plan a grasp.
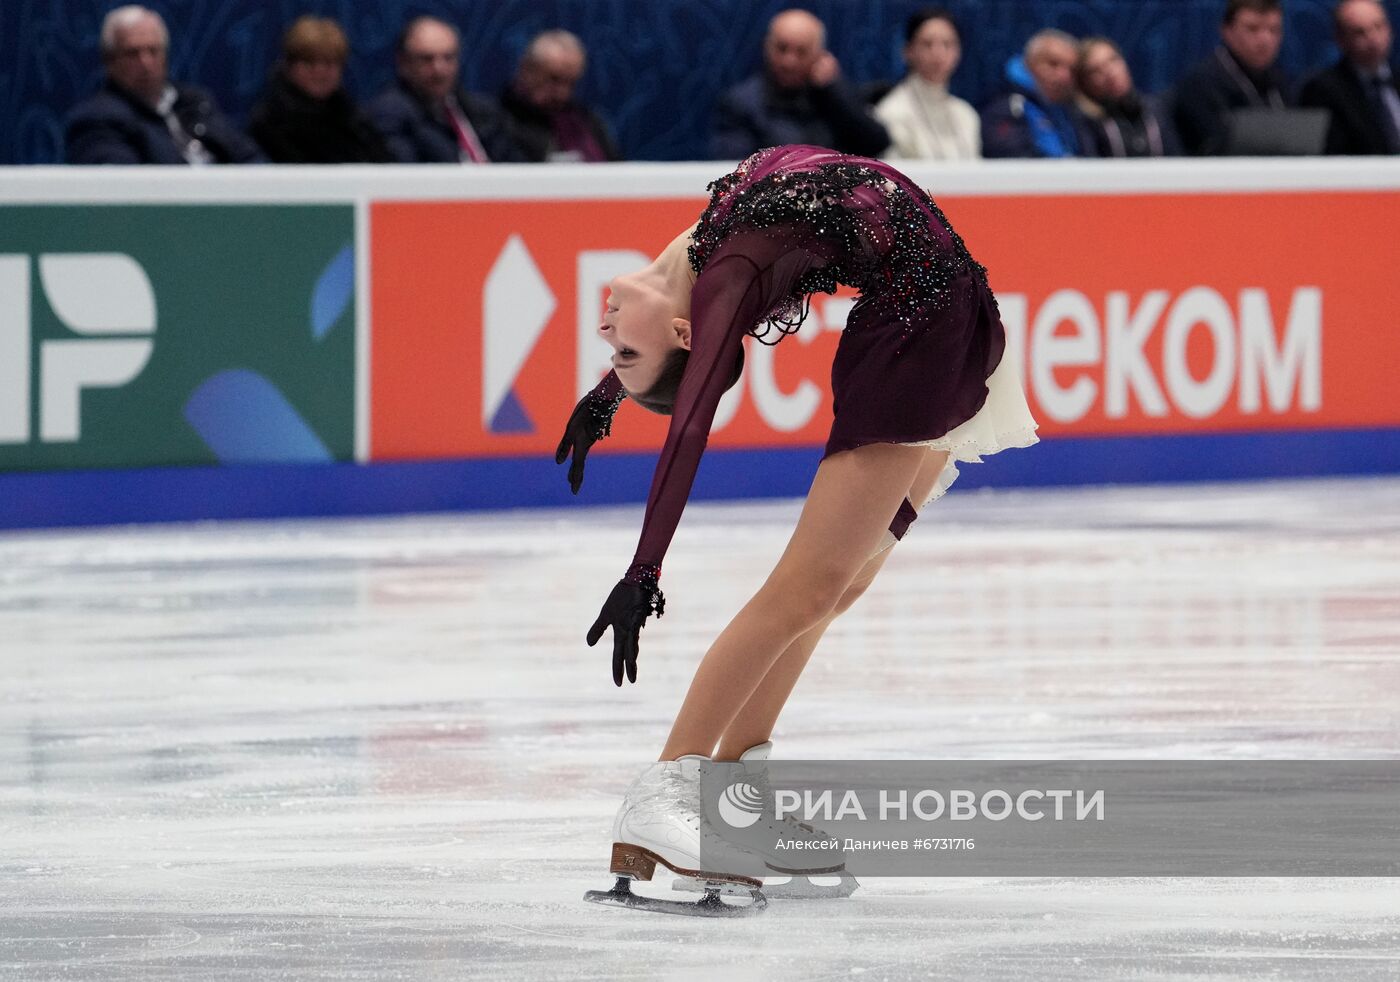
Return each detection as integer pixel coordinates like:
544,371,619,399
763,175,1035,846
502,30,620,162
1173,0,1293,155
368,16,525,164
711,9,889,160
65,5,264,164
981,29,1091,157
1299,0,1400,154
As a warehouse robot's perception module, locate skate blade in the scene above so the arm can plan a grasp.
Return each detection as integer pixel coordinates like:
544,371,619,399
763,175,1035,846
586,876,767,917
674,870,861,900
671,876,762,897
764,871,860,899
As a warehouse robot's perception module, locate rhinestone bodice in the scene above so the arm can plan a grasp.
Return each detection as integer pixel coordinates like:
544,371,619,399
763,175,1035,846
687,145,990,344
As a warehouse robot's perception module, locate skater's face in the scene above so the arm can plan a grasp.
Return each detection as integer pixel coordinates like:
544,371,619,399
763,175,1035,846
598,273,690,396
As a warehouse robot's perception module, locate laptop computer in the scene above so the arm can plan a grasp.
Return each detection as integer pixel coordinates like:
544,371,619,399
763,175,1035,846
1221,107,1330,156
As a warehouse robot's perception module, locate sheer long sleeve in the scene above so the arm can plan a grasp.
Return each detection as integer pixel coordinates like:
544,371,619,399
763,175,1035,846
623,230,827,585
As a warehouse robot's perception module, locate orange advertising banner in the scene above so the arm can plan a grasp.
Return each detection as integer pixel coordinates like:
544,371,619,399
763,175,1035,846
370,190,1400,461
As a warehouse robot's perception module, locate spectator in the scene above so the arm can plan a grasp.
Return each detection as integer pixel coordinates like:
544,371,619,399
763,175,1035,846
502,30,620,162
367,16,525,163
247,16,391,164
1299,0,1400,154
1173,0,1292,155
711,8,889,159
65,5,263,164
1075,37,1181,156
874,7,980,160
981,29,1090,158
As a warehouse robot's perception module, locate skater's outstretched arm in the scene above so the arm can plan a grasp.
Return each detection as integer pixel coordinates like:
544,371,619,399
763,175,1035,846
587,228,828,685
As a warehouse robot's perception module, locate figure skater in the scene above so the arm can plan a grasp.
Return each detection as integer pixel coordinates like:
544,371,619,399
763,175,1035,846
557,144,1038,915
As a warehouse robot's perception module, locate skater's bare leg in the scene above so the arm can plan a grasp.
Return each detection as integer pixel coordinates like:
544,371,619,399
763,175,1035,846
711,448,951,761
659,442,930,761
711,552,890,760
904,447,953,520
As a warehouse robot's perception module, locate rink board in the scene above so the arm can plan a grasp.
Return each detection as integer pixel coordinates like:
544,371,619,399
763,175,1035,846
1,160,1398,527
4,427,1400,529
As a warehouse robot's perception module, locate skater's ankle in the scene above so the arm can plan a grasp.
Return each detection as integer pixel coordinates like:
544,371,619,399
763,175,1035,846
712,740,769,762
657,749,710,762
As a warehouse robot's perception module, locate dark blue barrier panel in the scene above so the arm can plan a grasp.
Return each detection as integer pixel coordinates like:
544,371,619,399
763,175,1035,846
3,428,1399,530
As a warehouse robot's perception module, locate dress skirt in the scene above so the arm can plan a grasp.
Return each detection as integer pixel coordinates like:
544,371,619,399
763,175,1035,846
897,331,1039,508
823,268,1039,508
695,144,1038,511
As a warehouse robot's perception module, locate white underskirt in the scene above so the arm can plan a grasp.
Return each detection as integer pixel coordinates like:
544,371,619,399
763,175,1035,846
899,343,1040,509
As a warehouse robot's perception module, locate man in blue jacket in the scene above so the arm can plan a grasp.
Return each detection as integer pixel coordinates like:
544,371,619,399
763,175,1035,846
981,29,1090,158
367,16,526,164
711,9,889,160
65,5,264,165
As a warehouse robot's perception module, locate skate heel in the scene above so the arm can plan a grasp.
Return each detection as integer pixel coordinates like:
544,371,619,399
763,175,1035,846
609,842,657,881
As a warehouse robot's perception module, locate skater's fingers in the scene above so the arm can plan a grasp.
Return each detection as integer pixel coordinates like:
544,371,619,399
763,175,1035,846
554,436,571,465
613,624,635,686
568,445,588,494
623,630,639,684
612,632,626,687
586,614,608,647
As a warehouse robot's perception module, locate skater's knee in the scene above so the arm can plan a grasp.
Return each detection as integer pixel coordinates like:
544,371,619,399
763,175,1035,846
831,551,889,616
794,575,850,628
831,576,872,617
759,564,852,632
763,547,890,628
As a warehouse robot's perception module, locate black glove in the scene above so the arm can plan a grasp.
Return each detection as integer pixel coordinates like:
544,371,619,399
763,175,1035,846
555,386,624,495
587,578,666,686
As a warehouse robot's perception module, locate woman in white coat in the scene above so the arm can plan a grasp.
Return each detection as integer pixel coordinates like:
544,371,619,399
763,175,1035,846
875,8,981,161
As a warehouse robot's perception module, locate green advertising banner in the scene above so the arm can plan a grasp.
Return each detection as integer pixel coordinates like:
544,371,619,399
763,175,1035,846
0,205,355,471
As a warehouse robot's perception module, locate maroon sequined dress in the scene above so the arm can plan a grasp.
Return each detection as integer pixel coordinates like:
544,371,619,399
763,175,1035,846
585,145,1037,588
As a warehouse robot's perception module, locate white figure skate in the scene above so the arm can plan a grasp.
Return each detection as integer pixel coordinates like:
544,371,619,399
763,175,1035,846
673,741,861,900
584,754,768,916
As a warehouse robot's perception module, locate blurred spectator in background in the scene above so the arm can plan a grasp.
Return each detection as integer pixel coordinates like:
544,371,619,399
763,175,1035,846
65,5,264,164
711,8,889,159
502,30,620,162
1075,37,1181,156
1173,0,1292,155
981,29,1089,157
1300,0,1400,154
248,16,390,164
874,8,980,160
368,16,525,163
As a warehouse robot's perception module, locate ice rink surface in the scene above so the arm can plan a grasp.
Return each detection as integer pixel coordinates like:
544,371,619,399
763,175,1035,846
2,475,1399,981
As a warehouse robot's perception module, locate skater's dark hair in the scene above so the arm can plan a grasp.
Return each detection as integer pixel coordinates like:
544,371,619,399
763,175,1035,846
631,345,745,416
